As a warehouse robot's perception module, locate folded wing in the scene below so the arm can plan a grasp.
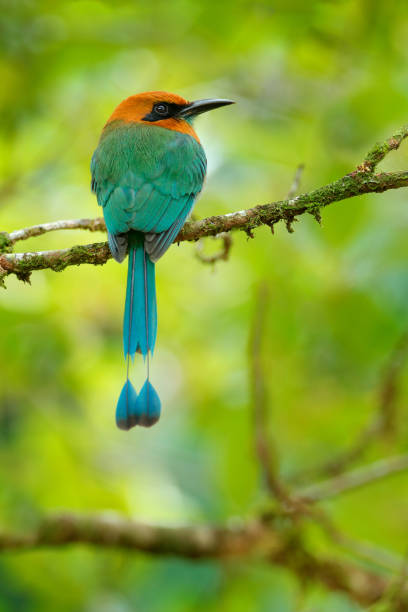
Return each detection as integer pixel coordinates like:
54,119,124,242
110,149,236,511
91,123,207,261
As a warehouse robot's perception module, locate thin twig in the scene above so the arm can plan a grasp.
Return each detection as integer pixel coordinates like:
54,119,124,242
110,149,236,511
291,331,408,484
0,175,20,207
249,285,293,505
298,453,408,502
377,331,408,436
247,286,404,582
195,232,232,265
287,164,305,199
302,505,405,573
8,218,106,244
365,552,408,611
358,126,408,172
386,550,408,610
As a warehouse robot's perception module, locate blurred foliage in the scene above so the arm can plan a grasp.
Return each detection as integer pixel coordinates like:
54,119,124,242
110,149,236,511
1,0,408,610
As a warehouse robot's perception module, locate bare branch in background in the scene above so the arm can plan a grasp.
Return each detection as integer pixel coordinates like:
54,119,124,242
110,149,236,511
195,232,232,265
300,503,405,574
297,453,408,502
290,331,408,484
0,175,20,208
247,286,408,584
376,331,408,437
287,164,305,199
383,551,408,610
0,512,401,607
1,125,408,280
249,284,292,505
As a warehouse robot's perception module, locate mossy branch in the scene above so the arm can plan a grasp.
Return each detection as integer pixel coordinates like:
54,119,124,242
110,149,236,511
1,126,408,283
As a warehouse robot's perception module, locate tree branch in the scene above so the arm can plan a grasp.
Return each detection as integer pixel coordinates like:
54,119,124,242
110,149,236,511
7,217,106,245
0,243,111,283
0,512,400,607
246,285,404,584
358,126,408,172
298,453,408,502
247,284,408,585
1,125,408,281
286,163,305,199
2,129,408,608
195,232,232,265
291,331,408,484
249,284,292,505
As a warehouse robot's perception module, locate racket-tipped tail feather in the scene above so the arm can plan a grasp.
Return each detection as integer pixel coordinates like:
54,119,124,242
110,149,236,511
134,379,161,427
116,379,138,430
115,378,160,430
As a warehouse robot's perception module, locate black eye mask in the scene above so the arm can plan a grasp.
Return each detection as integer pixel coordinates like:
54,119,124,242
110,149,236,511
142,102,186,122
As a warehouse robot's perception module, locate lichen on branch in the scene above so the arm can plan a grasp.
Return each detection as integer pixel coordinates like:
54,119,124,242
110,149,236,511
1,125,408,285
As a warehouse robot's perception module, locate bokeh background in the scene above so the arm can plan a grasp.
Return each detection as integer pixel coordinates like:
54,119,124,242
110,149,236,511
1,1,408,610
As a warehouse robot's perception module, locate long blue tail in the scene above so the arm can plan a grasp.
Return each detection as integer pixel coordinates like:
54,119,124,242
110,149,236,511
123,232,157,359
116,231,161,430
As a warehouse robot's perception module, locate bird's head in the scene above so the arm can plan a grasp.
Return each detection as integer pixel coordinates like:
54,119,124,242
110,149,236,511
105,91,234,141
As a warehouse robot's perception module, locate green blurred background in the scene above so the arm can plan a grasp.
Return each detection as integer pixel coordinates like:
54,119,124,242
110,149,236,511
1,0,408,610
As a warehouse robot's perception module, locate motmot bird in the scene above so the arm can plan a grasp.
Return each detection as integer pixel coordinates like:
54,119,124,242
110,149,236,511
91,91,233,430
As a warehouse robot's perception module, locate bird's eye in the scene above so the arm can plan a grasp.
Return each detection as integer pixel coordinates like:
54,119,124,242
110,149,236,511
154,103,169,116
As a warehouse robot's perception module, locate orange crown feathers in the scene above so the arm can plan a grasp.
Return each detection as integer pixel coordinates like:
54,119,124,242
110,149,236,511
105,91,200,142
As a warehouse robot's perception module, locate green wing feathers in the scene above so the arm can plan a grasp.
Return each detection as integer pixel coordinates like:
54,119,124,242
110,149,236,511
91,121,206,260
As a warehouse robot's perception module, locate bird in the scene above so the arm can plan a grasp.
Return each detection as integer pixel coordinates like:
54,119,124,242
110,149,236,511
91,91,234,430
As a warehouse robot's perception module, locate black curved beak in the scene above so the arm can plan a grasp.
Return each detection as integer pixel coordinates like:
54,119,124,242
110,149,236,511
177,98,235,119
